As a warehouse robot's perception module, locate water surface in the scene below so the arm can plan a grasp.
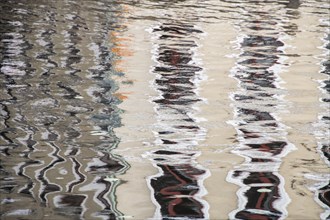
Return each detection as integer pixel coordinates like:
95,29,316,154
0,0,329,219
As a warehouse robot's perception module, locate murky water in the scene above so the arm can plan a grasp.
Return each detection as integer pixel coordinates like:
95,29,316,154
0,0,329,219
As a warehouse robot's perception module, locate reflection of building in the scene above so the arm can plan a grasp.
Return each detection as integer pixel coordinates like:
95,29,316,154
0,1,129,219
315,23,330,220
147,22,209,219
227,2,296,219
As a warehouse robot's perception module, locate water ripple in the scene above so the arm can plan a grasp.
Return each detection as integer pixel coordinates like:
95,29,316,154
0,0,129,219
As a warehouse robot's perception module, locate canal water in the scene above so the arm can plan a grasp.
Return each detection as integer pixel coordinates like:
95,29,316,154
0,0,329,219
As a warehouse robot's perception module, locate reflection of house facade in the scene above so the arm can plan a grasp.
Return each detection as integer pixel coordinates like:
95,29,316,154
0,1,129,219
0,0,329,219
147,22,209,219
316,15,330,220
227,2,297,219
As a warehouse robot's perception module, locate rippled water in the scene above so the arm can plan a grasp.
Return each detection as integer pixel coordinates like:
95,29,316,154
0,0,329,219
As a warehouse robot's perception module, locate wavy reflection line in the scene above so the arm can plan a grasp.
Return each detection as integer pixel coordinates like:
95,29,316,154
16,133,39,197
37,142,65,204
67,156,85,193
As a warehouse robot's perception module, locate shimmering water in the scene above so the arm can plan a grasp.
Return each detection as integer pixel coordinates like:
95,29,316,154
0,0,329,219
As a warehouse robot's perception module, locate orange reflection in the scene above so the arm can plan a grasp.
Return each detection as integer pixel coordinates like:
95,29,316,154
108,5,134,99
113,92,132,101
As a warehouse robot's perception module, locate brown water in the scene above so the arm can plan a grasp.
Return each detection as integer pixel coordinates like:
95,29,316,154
0,0,329,219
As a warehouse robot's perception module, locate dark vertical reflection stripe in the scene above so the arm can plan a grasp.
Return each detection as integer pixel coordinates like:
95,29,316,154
314,12,330,219
226,0,300,219
146,8,210,218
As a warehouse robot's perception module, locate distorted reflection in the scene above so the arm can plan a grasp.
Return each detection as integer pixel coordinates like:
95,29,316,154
147,21,209,219
313,18,330,219
0,0,329,219
227,1,298,219
0,0,129,219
